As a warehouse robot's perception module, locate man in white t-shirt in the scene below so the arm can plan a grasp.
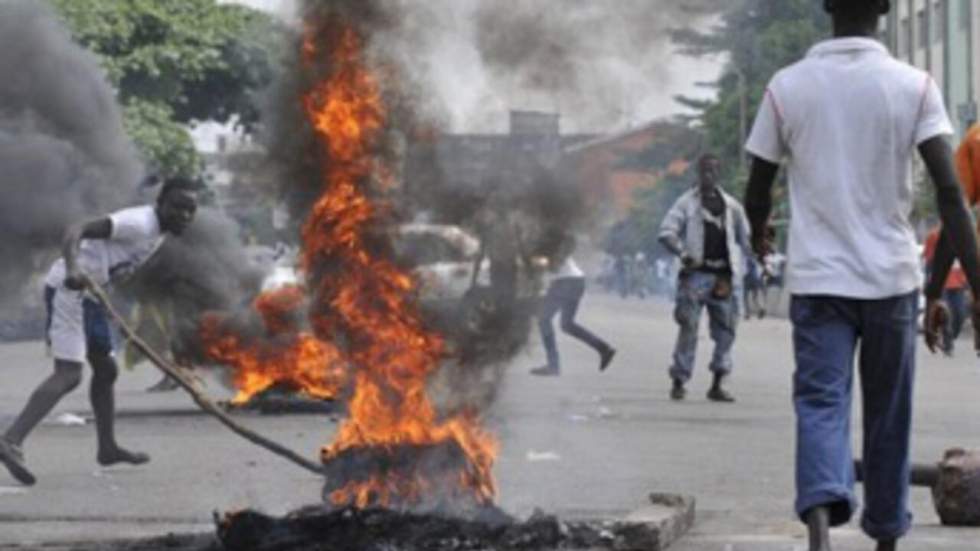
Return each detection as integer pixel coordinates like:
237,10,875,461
531,232,615,376
0,177,199,486
743,2,980,550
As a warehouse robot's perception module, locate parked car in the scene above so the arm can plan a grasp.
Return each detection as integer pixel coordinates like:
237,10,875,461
260,224,539,336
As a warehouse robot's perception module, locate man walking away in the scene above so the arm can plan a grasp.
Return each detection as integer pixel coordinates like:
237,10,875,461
743,2,980,550
0,177,199,486
531,232,616,376
659,153,752,402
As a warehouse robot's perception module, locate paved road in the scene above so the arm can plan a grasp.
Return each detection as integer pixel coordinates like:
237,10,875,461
1,291,979,550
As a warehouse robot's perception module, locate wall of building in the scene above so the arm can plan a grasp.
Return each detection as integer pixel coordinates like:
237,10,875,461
886,0,977,136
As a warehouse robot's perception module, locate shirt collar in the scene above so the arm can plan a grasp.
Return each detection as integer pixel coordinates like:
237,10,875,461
807,37,889,58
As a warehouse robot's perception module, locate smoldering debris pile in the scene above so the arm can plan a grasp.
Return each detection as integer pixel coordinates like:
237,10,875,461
216,506,662,551
56,508,665,551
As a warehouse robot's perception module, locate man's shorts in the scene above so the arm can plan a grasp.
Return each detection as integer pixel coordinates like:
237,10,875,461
44,285,113,363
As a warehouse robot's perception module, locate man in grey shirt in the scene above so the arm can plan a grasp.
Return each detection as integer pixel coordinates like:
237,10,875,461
659,153,752,403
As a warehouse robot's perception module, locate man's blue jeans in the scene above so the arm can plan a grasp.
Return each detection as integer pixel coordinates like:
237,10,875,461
791,292,916,541
669,271,738,382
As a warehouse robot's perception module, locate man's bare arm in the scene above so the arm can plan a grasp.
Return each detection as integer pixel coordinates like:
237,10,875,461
743,156,780,256
919,137,980,298
62,218,111,288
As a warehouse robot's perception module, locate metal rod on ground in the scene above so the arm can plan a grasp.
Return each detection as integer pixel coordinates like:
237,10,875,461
86,279,325,476
853,459,939,487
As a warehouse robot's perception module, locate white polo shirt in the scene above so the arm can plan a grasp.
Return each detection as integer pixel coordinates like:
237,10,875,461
746,38,953,299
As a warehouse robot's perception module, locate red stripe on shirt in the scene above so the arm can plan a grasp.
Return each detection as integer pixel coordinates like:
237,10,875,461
765,88,784,126
914,75,932,128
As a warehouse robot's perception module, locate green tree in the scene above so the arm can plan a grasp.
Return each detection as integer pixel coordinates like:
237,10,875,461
673,0,830,199
49,0,283,177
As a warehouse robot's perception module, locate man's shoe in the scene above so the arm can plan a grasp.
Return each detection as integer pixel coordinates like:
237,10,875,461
707,386,736,403
0,437,36,486
97,447,151,467
530,365,560,377
670,380,686,401
599,347,616,372
146,375,180,393
875,539,896,551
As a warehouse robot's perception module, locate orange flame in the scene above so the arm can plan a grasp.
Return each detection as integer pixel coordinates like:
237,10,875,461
201,286,346,404
302,23,497,509
201,19,498,508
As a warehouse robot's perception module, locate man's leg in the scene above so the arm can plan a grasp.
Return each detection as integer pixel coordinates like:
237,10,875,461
791,296,860,530
532,284,563,375
943,288,967,352
1,286,88,485
857,292,917,543
0,360,83,485
83,298,149,465
557,279,615,370
705,290,738,402
4,361,83,447
742,285,752,319
669,274,705,398
87,353,149,465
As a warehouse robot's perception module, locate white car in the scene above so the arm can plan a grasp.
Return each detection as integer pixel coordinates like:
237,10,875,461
261,225,491,301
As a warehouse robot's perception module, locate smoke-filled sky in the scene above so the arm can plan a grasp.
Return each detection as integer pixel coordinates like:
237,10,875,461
0,0,142,301
227,0,724,134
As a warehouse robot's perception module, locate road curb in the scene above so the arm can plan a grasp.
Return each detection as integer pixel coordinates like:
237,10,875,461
622,493,697,550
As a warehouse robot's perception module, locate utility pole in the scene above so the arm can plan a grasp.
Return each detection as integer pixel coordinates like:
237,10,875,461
736,68,747,174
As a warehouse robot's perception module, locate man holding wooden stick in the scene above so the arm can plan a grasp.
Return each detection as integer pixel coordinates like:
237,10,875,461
0,177,198,486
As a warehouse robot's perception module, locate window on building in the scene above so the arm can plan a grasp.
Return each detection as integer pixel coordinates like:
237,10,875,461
934,0,945,43
960,0,971,30
918,10,928,50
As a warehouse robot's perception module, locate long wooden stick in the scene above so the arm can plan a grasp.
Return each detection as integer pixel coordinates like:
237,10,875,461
86,280,326,476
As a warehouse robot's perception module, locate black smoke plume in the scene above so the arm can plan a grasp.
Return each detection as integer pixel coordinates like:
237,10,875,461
0,0,142,303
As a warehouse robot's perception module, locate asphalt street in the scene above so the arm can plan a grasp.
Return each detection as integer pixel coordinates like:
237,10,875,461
1,291,979,550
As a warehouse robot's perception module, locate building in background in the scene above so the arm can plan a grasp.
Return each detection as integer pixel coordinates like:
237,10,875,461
883,0,979,136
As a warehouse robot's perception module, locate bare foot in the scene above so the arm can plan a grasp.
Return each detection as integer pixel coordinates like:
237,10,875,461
97,447,150,466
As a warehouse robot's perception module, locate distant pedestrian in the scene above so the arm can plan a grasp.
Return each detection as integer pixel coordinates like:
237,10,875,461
743,2,980,549
0,178,199,486
762,248,786,313
926,119,980,352
922,226,968,356
531,233,616,376
743,256,765,319
659,153,752,402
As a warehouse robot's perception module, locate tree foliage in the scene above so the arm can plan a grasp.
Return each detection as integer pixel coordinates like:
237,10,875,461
49,0,283,176
674,0,830,198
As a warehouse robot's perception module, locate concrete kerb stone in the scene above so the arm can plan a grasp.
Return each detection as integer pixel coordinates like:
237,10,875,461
621,493,697,550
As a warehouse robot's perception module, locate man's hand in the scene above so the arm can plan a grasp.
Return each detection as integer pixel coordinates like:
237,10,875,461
63,270,91,292
680,254,698,271
924,298,949,354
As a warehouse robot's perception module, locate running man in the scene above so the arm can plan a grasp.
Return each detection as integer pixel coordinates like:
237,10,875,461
0,177,199,485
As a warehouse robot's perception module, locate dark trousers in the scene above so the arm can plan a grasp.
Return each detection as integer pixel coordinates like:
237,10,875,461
790,292,916,541
943,287,968,352
539,278,609,369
